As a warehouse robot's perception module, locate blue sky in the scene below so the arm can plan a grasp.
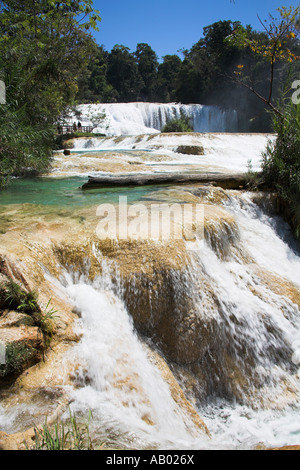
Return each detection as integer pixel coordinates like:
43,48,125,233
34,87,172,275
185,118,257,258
91,0,299,60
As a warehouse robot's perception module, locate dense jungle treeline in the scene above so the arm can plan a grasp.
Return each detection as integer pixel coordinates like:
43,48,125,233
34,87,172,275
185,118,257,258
76,19,300,132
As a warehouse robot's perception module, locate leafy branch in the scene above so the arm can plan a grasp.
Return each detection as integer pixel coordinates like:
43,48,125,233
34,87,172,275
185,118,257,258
226,6,300,118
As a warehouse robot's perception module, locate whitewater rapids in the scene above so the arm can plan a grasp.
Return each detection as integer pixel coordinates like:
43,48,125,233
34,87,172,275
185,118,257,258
53,133,276,176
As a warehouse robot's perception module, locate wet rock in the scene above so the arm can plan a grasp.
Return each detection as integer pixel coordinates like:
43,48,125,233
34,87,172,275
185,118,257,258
51,204,238,367
0,428,39,450
0,182,299,437
0,255,31,291
0,326,44,383
175,145,204,155
0,311,35,328
268,445,300,450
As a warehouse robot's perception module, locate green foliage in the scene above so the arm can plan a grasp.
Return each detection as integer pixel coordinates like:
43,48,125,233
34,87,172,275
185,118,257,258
3,280,40,314
226,6,300,120
228,6,300,240
76,45,118,103
156,55,182,102
0,104,54,188
38,298,57,344
106,45,144,102
1,280,56,341
0,281,57,378
262,102,300,237
135,43,159,101
0,0,101,187
32,410,97,451
0,342,35,378
0,0,101,122
77,18,298,132
162,116,194,133
245,160,264,191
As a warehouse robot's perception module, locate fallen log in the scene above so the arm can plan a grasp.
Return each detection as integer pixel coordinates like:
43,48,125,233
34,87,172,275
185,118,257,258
81,172,255,191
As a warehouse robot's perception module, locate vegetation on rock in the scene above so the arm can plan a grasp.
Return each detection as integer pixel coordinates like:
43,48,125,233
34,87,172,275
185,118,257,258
162,116,194,133
0,279,57,380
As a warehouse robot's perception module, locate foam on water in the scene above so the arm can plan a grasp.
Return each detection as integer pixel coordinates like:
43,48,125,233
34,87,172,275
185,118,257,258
70,133,275,174
223,192,300,285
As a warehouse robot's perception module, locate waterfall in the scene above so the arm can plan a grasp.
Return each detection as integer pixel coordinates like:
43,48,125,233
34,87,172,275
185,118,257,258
51,192,300,450
59,269,210,450
71,102,238,136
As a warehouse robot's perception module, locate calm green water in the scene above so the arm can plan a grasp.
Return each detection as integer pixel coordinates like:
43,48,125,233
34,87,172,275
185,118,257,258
0,177,160,207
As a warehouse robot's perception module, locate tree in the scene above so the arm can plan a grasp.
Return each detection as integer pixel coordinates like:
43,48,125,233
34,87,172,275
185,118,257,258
228,6,300,239
76,45,118,103
134,43,159,101
0,0,101,124
0,0,101,187
156,55,182,102
176,21,242,105
227,6,300,117
107,45,143,102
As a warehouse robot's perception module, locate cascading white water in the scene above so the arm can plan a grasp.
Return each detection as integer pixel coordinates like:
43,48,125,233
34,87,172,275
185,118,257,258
195,194,300,448
67,133,274,175
71,102,238,136
53,193,300,450
190,212,300,406
59,269,210,450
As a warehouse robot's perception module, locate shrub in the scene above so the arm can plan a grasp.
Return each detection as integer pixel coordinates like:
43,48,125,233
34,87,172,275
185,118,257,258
162,116,194,133
262,102,300,237
0,342,35,378
3,280,40,314
0,102,54,189
1,280,56,343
